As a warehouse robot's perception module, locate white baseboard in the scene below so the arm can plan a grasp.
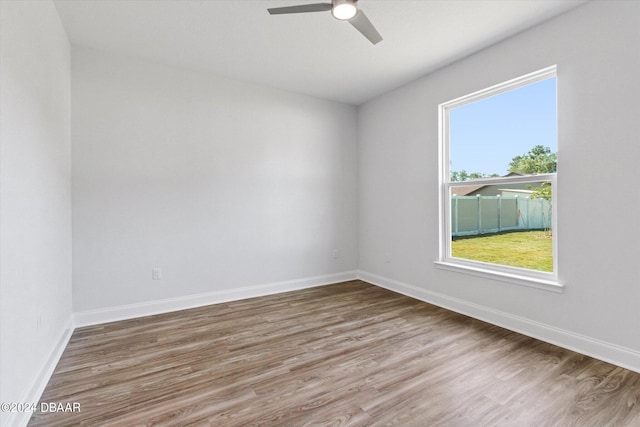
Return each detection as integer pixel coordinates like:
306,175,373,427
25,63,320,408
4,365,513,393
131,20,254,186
74,270,359,328
358,270,640,374
10,316,74,427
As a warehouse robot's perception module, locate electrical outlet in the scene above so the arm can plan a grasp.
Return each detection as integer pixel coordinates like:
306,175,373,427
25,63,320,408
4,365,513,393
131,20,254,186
332,249,339,259
385,252,391,263
152,267,162,280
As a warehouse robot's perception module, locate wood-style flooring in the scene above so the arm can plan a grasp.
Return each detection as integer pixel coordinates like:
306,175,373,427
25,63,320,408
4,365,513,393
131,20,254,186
29,281,640,426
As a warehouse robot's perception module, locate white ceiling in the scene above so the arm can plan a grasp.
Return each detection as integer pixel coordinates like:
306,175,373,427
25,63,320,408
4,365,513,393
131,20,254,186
53,0,586,105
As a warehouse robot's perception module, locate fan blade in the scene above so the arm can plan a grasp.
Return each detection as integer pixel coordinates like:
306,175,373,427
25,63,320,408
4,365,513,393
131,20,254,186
268,3,332,15
349,10,382,44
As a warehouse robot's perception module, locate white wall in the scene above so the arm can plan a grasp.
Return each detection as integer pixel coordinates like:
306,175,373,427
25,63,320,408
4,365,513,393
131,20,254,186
358,0,640,369
71,47,358,314
3,6,639,424
0,1,73,425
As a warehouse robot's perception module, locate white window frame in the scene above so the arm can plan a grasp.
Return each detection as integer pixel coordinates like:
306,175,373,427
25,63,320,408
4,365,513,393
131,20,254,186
435,66,563,293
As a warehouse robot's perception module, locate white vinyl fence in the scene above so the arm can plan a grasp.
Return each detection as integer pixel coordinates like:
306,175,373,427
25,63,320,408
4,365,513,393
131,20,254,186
451,195,551,236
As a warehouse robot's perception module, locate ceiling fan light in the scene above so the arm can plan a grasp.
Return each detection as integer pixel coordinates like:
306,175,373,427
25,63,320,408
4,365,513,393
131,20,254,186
332,1,357,20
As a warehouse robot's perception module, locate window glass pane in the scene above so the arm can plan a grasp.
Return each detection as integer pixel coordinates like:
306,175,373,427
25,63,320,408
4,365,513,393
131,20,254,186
449,78,557,180
445,72,557,276
450,182,553,272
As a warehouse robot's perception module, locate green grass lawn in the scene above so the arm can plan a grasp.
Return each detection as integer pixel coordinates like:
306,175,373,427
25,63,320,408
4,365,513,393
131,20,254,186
451,230,553,272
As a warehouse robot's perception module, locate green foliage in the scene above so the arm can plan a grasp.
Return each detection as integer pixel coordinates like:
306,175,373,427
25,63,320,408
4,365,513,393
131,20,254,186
530,181,552,202
450,170,499,182
451,145,556,182
508,145,557,174
527,181,552,235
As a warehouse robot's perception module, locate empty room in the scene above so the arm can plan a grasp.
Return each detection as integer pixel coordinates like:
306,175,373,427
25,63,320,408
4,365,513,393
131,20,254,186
2,0,639,425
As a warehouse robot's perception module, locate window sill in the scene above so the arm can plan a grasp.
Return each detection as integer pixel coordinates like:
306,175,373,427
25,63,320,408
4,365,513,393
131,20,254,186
434,261,564,293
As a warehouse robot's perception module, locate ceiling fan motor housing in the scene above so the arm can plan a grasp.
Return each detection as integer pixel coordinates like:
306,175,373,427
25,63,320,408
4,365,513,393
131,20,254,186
332,0,358,20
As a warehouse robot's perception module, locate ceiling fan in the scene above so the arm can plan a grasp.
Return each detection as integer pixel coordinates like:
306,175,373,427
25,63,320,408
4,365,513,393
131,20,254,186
267,0,383,45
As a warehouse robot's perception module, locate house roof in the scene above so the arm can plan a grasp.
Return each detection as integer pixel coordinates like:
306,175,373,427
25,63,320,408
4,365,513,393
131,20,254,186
451,185,484,196
451,173,531,196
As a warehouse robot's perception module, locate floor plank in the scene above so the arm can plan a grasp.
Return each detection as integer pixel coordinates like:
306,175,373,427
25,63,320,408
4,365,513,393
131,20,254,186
29,281,640,426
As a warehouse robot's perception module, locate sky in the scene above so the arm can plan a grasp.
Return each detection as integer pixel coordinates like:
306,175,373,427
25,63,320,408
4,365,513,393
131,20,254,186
449,77,557,177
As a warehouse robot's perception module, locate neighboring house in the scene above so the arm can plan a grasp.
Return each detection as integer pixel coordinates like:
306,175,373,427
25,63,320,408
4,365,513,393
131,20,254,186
500,188,536,198
452,172,547,197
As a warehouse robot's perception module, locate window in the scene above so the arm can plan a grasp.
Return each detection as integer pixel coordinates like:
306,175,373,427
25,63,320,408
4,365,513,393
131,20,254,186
437,66,561,291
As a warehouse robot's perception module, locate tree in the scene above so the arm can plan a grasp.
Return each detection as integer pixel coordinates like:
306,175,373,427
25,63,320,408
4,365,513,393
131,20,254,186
529,181,551,201
450,170,468,182
508,145,557,174
529,181,553,235
450,170,499,182
510,146,556,235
